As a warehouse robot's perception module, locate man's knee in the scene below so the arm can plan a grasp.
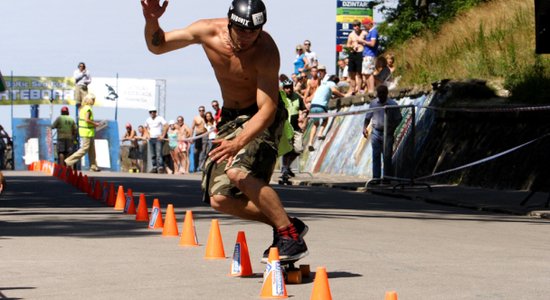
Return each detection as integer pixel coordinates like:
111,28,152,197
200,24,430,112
210,194,232,212
225,168,248,189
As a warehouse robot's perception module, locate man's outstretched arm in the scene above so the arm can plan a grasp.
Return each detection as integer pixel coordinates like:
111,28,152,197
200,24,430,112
141,0,206,54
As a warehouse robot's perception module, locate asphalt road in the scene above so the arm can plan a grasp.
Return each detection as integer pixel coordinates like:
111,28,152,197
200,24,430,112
1,171,549,299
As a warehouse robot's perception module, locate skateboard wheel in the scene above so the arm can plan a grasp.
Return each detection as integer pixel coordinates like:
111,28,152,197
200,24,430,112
299,264,310,278
286,269,302,284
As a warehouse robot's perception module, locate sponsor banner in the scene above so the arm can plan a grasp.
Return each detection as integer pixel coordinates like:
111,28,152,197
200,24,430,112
0,76,75,105
337,0,370,9
336,0,372,48
88,77,156,109
0,76,157,109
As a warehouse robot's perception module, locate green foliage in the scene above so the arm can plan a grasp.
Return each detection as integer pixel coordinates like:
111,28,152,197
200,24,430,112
378,0,488,48
505,56,550,104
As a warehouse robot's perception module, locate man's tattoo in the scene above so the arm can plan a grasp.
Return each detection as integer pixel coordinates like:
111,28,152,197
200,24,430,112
152,29,163,46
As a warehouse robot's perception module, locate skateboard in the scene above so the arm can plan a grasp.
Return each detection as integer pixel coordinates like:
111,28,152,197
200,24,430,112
280,258,310,284
278,175,292,185
262,257,310,284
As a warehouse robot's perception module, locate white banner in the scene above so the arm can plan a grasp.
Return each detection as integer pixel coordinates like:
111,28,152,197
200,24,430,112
88,77,156,110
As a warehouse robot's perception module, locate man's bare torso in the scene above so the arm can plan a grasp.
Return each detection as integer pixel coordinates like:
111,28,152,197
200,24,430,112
347,30,365,53
199,18,277,110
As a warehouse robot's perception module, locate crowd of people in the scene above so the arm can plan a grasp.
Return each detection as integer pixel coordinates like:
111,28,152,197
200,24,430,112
120,100,222,175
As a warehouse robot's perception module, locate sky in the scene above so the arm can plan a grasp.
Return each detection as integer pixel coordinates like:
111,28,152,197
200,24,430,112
0,0,394,136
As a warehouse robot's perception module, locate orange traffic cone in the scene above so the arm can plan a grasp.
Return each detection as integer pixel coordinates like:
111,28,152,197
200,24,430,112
106,183,116,207
161,204,178,236
385,291,398,300
125,188,136,214
204,219,226,259
148,198,164,229
230,231,253,277
82,175,89,193
310,267,332,300
93,180,102,200
179,210,199,246
260,247,287,298
135,193,149,222
114,185,126,211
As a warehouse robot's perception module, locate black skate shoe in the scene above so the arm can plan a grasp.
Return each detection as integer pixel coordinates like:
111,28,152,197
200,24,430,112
275,236,308,261
262,218,309,262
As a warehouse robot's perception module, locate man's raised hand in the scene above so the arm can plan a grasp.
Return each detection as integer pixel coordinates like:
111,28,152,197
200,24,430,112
141,0,169,20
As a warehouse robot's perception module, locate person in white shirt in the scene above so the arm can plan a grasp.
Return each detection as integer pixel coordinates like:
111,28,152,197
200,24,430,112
144,107,167,173
303,40,318,68
73,62,92,109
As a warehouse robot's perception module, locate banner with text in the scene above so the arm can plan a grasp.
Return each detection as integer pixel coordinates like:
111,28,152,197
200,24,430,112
0,76,157,109
336,0,372,47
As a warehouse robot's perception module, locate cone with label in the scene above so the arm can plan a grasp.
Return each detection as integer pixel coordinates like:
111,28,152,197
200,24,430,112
148,198,164,229
229,231,252,277
162,204,178,236
179,210,199,246
204,219,226,259
135,193,149,222
124,188,136,214
385,291,398,300
114,185,126,211
310,267,332,300
260,247,288,298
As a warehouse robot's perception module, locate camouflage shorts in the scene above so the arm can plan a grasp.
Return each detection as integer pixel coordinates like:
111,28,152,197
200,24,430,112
201,105,286,203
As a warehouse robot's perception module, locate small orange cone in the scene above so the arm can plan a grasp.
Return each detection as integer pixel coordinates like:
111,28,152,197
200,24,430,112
230,231,253,277
260,247,288,298
385,291,398,300
148,198,164,229
114,185,126,211
124,188,136,214
204,219,226,259
93,180,102,200
310,267,332,300
179,210,199,246
106,183,116,207
161,204,178,236
135,193,149,222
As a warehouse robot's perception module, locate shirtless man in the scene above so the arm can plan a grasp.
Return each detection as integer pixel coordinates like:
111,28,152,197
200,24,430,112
302,66,320,109
346,20,366,95
191,106,208,172
141,0,308,261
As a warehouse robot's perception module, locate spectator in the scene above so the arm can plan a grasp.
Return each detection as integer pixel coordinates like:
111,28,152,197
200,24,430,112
145,106,167,173
346,20,366,95
317,65,329,85
303,39,318,68
361,17,379,94
135,125,149,173
280,79,306,177
293,44,309,75
64,94,100,171
73,62,92,109
191,105,208,172
306,75,346,151
204,111,217,155
51,106,77,167
122,123,139,172
363,85,402,182
294,72,308,99
167,120,179,174
303,66,320,108
337,58,349,81
211,100,222,123
176,116,192,174
372,56,393,88
385,53,396,73
0,125,11,170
